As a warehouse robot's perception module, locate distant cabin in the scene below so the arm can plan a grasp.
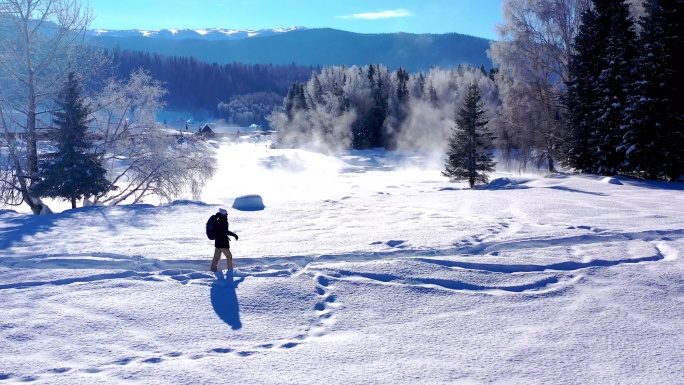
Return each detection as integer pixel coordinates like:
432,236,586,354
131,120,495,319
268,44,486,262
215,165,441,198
199,123,264,138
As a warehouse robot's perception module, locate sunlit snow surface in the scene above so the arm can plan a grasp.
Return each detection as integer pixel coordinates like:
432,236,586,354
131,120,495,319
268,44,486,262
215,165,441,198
1,140,683,384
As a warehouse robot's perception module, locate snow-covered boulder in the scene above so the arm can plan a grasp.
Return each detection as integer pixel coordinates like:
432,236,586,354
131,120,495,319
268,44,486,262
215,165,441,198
232,194,265,211
601,177,623,185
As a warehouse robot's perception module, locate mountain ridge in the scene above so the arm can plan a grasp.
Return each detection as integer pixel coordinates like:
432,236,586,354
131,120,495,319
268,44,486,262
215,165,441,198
90,27,493,73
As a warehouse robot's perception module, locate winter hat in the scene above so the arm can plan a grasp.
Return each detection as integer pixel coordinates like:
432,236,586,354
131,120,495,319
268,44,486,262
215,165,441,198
218,208,227,215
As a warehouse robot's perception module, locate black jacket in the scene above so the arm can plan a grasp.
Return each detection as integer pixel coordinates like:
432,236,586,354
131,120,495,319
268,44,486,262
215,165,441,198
214,213,238,248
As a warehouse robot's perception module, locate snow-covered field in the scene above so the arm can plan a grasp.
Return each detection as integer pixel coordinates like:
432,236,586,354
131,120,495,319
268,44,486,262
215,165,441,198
1,141,683,384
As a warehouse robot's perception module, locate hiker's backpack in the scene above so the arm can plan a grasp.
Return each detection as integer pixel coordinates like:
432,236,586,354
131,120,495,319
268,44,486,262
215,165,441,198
206,214,217,240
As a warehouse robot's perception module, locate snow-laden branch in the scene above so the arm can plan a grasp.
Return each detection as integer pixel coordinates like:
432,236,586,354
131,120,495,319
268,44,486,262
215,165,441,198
89,70,217,206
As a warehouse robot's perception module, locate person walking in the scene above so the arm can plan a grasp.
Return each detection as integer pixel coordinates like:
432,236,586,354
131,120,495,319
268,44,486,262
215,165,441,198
211,208,239,272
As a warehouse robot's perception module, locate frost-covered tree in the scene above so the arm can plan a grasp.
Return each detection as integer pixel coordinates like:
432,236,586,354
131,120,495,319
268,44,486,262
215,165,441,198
0,0,97,214
384,67,410,150
216,92,283,127
489,0,591,172
30,72,111,208
622,0,684,180
365,64,389,149
274,82,313,149
268,65,498,153
89,70,217,205
443,84,496,188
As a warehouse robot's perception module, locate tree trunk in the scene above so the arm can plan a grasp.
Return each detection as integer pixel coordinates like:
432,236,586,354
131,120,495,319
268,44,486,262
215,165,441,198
22,13,38,177
547,151,556,173
24,189,42,214
71,197,77,209
5,141,42,214
27,96,38,176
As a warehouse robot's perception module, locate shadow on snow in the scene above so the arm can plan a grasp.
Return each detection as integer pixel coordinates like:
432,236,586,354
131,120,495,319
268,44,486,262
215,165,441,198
0,201,210,249
210,271,245,330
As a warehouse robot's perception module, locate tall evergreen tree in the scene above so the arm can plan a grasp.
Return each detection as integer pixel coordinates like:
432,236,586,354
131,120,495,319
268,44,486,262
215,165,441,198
386,67,410,150
622,0,684,180
352,64,388,149
311,73,325,105
565,7,606,171
443,84,496,188
31,72,112,209
593,0,637,175
284,82,307,121
414,72,426,99
396,67,410,104
427,82,439,107
369,64,388,148
565,0,637,175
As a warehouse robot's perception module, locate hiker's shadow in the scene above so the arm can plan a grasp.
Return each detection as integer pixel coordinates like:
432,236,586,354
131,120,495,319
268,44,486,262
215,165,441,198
210,271,245,330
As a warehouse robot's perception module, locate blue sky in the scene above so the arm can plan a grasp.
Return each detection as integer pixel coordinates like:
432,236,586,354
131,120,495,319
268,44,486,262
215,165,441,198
87,0,504,40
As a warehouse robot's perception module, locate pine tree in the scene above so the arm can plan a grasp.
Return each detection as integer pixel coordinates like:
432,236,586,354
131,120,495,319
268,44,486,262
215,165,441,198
311,73,324,105
565,7,606,172
415,72,425,99
352,65,387,149
396,67,409,105
443,84,496,188
565,0,637,175
368,64,388,148
622,0,684,180
387,67,410,150
284,82,307,120
30,72,112,209
427,82,438,107
593,0,637,175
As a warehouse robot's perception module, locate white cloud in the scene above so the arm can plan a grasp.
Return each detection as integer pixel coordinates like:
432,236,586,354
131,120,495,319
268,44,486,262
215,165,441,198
338,9,413,20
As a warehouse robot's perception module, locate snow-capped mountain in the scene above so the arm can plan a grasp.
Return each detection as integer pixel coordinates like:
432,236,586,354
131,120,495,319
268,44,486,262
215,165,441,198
87,26,307,40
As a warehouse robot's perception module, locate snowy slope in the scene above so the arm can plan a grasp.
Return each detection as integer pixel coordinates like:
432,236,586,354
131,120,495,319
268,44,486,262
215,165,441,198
1,141,683,384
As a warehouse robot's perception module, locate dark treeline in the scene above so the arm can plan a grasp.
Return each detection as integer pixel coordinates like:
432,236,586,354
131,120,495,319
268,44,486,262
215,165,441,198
564,0,683,180
109,48,315,125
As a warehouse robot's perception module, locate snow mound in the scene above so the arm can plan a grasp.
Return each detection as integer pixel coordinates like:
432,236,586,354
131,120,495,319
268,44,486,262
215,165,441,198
601,177,623,185
481,177,529,190
232,194,265,211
